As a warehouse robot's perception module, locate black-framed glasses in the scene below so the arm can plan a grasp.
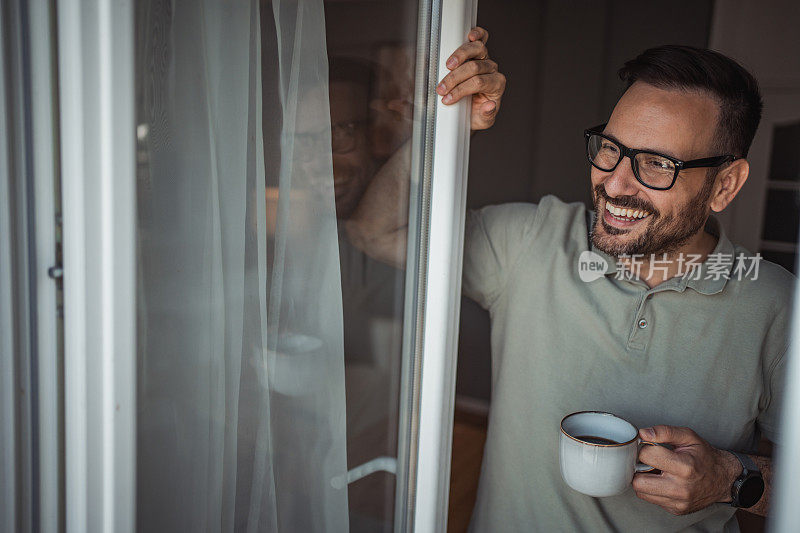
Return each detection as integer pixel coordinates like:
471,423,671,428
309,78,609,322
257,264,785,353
331,120,367,154
584,123,737,191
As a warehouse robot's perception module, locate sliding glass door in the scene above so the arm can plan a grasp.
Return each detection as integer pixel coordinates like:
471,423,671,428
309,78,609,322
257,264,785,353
8,1,800,532
54,0,474,531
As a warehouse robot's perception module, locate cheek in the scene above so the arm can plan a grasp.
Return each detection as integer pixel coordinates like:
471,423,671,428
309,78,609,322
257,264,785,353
650,186,695,219
590,168,603,187
590,170,606,201
332,155,358,174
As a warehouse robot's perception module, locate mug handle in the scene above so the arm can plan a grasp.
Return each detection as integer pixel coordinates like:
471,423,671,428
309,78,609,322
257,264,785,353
635,440,658,473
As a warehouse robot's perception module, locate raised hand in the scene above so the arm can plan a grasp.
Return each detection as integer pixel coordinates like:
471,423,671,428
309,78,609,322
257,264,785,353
436,27,506,131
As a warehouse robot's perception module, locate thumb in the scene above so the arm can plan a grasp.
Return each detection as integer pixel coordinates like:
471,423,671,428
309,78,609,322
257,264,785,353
640,425,700,446
481,100,497,115
471,100,498,131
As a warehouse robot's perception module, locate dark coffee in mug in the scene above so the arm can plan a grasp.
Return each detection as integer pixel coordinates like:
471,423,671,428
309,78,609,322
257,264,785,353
561,412,654,497
575,435,620,445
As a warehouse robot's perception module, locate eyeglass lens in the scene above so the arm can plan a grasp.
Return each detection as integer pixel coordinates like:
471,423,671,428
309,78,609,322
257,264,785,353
331,121,361,154
587,134,676,189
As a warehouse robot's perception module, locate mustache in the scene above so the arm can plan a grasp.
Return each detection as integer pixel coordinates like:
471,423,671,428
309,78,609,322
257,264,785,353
593,185,658,216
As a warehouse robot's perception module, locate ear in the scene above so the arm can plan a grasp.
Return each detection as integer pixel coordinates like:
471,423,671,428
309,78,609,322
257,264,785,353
709,159,749,213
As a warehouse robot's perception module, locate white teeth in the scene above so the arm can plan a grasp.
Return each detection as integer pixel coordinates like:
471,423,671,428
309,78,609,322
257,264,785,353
606,201,649,219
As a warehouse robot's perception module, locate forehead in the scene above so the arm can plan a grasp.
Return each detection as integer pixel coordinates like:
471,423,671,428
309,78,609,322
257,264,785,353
605,81,720,159
329,80,368,124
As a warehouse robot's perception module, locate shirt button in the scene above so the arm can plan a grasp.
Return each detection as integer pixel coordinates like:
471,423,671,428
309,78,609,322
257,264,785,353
637,318,648,329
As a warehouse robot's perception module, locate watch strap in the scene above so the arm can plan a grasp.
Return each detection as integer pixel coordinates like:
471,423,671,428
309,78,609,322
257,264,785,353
728,451,764,508
729,450,759,474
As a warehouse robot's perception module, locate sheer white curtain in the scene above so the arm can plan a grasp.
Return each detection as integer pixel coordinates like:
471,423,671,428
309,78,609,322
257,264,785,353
135,0,349,530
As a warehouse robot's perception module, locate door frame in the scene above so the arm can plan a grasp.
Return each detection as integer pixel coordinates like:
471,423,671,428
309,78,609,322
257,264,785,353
1,0,63,530
54,0,478,531
57,1,136,531
395,0,478,531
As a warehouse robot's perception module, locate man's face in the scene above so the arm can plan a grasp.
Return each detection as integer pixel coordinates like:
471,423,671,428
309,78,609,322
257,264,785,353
329,81,374,219
590,82,721,257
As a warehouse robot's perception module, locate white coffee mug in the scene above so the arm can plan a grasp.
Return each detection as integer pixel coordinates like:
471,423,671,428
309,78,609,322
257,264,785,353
559,411,656,497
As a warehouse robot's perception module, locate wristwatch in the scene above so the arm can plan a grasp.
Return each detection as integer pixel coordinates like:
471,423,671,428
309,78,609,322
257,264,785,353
728,451,765,508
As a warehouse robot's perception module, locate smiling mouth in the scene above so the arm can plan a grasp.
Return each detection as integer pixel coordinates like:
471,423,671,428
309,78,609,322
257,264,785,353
604,200,652,226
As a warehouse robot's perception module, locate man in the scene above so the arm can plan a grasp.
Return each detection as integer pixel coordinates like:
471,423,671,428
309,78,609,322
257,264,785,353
347,28,794,531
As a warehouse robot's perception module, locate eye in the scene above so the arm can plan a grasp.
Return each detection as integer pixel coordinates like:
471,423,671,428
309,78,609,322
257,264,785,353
641,155,674,171
599,141,619,155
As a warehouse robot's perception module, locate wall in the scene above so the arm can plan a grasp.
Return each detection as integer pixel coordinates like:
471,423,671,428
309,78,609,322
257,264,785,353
457,0,714,405
709,0,800,268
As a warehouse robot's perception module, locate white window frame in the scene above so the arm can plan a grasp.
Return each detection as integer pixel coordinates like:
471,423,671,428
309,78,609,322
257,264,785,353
0,4,19,531
410,0,478,531
774,280,800,531
29,1,62,529
2,0,63,530
57,1,136,532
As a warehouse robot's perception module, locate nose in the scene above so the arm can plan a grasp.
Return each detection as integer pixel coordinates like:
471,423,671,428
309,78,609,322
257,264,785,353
600,156,641,199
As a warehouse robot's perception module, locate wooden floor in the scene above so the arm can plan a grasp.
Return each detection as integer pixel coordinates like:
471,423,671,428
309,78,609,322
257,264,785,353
446,409,764,533
447,410,488,533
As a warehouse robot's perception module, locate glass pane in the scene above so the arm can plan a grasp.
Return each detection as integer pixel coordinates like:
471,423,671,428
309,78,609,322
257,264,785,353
134,0,430,531
323,2,422,531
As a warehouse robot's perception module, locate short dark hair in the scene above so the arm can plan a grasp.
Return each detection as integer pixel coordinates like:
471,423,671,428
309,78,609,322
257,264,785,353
618,45,763,158
328,56,375,93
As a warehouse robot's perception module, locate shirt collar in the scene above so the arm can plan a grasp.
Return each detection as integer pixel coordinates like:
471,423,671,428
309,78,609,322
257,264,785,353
586,211,735,295
683,216,736,295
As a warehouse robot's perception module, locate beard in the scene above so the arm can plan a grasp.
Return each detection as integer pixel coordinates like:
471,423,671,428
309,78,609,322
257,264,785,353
590,175,715,257
333,157,374,220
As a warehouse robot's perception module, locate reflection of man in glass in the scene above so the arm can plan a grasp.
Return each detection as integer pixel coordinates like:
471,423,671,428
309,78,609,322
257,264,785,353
328,57,380,220
328,57,409,522
327,56,405,368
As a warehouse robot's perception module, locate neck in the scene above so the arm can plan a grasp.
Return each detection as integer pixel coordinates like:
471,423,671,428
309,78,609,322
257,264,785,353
618,227,719,289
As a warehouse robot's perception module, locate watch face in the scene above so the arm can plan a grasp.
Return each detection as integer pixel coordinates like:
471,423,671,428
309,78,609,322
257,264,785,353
738,475,765,508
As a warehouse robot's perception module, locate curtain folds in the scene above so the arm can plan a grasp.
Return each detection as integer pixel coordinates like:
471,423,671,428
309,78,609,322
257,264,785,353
135,0,349,530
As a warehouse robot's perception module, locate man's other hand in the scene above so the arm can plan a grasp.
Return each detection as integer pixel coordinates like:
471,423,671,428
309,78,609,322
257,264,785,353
632,425,741,515
436,27,506,131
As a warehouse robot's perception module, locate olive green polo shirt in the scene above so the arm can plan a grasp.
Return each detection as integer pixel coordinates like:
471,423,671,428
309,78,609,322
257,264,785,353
463,195,794,532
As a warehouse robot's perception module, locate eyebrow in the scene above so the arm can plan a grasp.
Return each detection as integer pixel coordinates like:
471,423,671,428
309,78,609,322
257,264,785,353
602,129,683,161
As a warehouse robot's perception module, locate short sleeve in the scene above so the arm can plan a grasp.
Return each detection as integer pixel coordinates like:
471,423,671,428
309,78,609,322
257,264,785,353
462,203,539,309
757,346,789,444
753,262,796,445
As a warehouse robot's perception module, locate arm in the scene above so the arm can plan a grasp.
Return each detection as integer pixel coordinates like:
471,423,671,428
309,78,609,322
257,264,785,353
345,26,506,266
632,425,773,517
345,140,411,268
